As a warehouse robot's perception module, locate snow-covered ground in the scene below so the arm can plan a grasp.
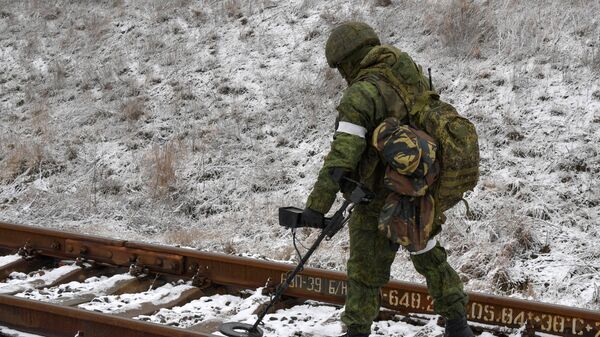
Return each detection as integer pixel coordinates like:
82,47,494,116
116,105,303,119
0,0,598,324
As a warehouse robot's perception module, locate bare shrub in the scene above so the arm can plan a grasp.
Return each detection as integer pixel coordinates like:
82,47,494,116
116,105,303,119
161,49,179,67
123,77,142,97
97,66,116,91
145,142,181,197
78,69,96,91
189,8,208,26
593,284,600,305
582,46,600,74
22,32,40,60
426,0,494,58
31,101,50,135
98,177,122,195
162,227,205,246
179,86,195,101
145,35,165,55
153,4,172,23
372,0,392,7
492,267,530,294
223,0,243,19
87,15,109,43
41,5,60,21
65,145,78,161
223,240,236,254
2,143,49,182
50,60,66,89
121,97,146,122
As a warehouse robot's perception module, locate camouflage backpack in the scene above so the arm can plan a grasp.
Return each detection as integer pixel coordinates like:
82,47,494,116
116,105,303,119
372,118,441,250
357,49,480,226
407,91,480,224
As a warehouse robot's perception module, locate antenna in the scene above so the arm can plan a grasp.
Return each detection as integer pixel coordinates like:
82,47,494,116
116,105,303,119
428,67,433,91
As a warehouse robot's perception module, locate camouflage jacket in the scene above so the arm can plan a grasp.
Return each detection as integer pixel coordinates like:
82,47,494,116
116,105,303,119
306,45,429,215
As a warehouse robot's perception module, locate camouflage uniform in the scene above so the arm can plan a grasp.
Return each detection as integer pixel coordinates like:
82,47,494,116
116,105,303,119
307,27,468,335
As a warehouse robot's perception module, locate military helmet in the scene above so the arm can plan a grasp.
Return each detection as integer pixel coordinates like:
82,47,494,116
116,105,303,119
325,21,381,68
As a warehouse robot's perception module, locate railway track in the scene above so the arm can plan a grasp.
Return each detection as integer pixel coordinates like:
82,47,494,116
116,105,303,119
0,221,597,337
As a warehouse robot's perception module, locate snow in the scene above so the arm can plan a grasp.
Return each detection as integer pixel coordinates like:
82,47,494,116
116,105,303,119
78,281,195,314
15,273,135,303
0,254,21,267
0,264,80,295
0,326,44,337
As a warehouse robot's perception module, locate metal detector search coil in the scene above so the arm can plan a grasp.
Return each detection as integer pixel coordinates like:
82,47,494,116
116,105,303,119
219,322,263,337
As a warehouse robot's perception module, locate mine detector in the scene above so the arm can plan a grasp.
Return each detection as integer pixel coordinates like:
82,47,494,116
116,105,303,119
220,171,372,337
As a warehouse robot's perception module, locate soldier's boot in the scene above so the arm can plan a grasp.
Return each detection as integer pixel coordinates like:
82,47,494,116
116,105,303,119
444,316,474,337
339,330,370,337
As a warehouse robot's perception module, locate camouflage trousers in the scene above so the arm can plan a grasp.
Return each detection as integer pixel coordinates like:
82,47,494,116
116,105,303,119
341,203,468,334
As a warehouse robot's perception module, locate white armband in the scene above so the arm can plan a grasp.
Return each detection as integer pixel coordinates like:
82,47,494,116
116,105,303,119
336,121,367,138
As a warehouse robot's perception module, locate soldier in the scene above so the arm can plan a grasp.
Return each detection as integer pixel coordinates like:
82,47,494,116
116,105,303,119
301,22,475,337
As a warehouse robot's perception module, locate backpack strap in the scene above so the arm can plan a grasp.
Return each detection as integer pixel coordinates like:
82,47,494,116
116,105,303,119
355,72,410,123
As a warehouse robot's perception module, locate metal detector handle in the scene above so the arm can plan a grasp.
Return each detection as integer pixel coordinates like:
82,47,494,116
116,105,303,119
248,183,372,333
322,181,373,239
322,200,352,239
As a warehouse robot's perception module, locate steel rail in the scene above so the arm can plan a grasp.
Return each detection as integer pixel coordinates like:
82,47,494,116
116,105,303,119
0,294,219,337
0,221,598,337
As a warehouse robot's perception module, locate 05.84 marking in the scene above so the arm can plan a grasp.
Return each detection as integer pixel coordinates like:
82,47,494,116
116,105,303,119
469,302,600,337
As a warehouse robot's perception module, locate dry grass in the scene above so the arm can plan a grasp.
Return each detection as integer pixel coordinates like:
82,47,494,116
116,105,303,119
162,227,204,246
223,0,243,19
50,60,66,89
145,142,181,197
22,32,40,60
372,0,392,7
1,143,46,182
426,0,494,58
87,14,109,44
223,240,236,254
121,97,146,122
593,284,600,304
31,101,50,136
582,46,600,74
188,7,208,26
145,35,165,55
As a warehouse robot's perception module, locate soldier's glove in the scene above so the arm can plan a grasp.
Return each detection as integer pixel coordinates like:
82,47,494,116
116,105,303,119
300,208,325,229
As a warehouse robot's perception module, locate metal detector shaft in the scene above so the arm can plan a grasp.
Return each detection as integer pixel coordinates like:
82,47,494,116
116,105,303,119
251,200,353,331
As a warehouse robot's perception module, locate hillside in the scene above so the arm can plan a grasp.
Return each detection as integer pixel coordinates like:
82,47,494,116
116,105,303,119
0,0,599,312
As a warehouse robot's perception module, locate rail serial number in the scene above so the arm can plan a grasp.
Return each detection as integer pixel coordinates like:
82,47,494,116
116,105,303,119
280,273,347,296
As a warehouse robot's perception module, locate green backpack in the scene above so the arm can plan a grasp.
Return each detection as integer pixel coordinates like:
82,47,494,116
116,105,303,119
354,45,480,225
408,91,480,224
361,66,480,226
